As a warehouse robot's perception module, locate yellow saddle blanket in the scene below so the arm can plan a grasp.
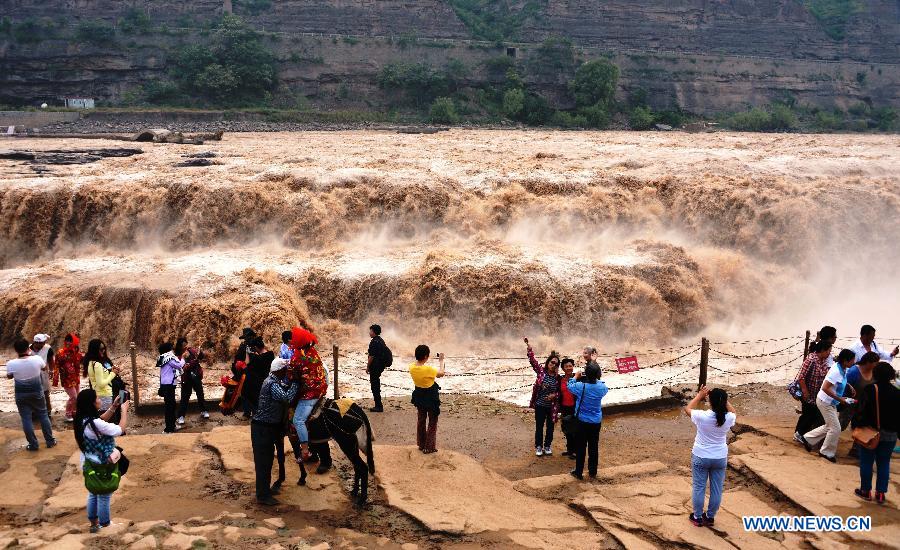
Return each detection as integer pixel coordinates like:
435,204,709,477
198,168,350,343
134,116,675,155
334,398,354,417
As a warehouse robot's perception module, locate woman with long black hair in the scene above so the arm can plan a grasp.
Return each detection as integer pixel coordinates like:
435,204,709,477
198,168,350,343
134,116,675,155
82,339,119,412
854,362,899,504
525,338,561,457
684,385,736,527
74,388,129,533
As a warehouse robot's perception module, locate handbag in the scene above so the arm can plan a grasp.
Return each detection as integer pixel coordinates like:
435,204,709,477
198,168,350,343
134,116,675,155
83,461,121,495
851,384,881,450
561,383,586,436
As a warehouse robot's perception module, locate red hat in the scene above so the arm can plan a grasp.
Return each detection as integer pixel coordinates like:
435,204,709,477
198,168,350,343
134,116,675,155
290,327,318,350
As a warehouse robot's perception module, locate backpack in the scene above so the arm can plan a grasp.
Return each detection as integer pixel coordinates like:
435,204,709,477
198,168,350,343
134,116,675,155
382,344,393,369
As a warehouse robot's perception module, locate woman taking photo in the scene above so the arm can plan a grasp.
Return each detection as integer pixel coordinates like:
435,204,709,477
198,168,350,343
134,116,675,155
684,386,736,527
82,339,119,412
854,362,899,504
74,388,129,533
793,341,832,443
566,362,608,479
526,338,560,457
801,349,856,462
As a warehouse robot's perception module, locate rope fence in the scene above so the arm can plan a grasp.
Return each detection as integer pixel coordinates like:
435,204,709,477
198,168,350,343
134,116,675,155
2,331,897,411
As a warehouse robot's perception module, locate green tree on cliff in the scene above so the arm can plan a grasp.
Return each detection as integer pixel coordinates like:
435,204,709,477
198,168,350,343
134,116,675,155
170,14,276,105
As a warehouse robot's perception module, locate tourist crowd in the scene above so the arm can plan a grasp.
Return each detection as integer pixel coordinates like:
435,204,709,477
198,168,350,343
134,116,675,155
3,322,897,533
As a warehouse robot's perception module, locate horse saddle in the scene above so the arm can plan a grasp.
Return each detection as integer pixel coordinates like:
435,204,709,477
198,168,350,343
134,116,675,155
308,397,355,424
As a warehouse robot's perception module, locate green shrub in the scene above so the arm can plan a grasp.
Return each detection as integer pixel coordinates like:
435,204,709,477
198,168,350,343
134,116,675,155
804,0,862,41
342,36,359,45
446,0,543,41
551,111,587,128
813,110,846,130
1,16,12,35
727,108,773,131
768,103,797,130
629,106,655,130
429,97,459,124
483,56,515,77
523,94,553,126
502,88,525,118
169,15,277,106
142,79,180,103
75,20,117,45
579,104,611,128
529,37,576,79
119,8,152,34
377,62,464,107
570,58,619,109
655,110,685,128
869,107,898,131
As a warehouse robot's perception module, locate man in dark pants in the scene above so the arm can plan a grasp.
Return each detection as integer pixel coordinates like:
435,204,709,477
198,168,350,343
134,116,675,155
366,324,391,413
176,339,209,426
251,358,298,506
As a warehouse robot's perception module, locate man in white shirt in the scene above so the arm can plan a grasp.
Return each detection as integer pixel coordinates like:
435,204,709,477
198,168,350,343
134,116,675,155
850,325,898,364
6,339,56,451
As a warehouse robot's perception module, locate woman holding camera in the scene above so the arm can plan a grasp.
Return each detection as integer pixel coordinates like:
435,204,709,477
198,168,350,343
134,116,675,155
566,363,608,479
74,388,129,533
685,386,736,527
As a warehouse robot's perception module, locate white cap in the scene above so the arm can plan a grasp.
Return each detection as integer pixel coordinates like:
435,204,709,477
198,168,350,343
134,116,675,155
33,334,50,344
270,357,289,373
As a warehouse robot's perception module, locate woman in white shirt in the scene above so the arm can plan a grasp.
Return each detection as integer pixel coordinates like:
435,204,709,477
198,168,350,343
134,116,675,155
74,388,129,533
684,385,736,528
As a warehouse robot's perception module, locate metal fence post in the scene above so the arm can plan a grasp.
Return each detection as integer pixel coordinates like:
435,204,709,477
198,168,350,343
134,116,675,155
129,342,140,413
698,337,709,390
333,344,339,400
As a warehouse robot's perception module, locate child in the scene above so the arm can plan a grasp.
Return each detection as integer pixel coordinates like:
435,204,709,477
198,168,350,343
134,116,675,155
409,345,445,453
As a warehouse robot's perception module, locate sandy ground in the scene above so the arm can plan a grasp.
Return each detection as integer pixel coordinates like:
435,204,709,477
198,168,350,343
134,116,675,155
0,386,897,549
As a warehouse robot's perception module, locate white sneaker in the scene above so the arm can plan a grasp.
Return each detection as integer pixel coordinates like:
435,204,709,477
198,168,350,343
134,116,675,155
176,416,185,425
200,411,210,419
535,447,543,457
793,432,803,444
543,446,552,456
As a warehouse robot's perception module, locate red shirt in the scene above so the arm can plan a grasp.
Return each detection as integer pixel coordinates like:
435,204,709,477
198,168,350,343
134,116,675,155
560,375,575,407
290,346,328,400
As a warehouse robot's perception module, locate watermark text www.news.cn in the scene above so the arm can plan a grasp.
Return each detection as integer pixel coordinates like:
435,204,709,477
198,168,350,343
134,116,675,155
743,515,871,532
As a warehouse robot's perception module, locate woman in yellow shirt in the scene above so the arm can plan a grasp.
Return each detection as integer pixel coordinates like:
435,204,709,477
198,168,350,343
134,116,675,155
82,339,119,411
409,345,444,454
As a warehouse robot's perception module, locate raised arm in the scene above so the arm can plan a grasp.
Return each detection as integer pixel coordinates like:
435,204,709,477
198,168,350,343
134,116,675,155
525,338,541,374
683,385,710,417
436,353,446,378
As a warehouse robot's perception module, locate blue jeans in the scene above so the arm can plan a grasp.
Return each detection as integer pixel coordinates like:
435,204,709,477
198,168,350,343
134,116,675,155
87,492,111,526
15,383,55,449
859,438,894,493
292,399,318,443
691,454,727,519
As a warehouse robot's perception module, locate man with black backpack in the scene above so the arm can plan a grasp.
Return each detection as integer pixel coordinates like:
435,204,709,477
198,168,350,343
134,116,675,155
366,324,392,412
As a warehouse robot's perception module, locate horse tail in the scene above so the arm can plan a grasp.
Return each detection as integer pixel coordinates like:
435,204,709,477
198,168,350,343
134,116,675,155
358,405,376,475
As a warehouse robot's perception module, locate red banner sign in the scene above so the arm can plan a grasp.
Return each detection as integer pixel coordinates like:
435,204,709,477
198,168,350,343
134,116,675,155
615,356,640,374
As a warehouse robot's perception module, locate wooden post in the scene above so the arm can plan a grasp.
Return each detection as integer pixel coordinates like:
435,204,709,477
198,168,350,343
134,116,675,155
333,344,339,400
129,342,140,413
803,330,811,358
698,337,709,390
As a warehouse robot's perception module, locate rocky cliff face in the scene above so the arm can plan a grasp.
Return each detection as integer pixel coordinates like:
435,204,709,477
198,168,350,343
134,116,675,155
1,0,898,113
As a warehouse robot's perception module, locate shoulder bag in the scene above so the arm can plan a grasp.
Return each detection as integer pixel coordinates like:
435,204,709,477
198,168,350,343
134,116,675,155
851,384,881,450
561,383,586,437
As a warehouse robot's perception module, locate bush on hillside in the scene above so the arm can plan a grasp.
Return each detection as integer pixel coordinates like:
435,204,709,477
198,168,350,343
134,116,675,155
629,106,655,130
502,88,525,118
570,58,619,109
429,97,459,124
75,21,117,45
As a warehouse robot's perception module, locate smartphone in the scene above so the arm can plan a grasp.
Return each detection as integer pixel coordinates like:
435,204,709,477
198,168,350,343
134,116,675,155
119,389,128,403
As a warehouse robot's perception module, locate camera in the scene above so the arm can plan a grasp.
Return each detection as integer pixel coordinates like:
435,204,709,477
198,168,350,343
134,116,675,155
119,389,131,404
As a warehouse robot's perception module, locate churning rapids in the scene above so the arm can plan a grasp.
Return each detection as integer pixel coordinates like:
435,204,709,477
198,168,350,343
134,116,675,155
1,130,899,370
